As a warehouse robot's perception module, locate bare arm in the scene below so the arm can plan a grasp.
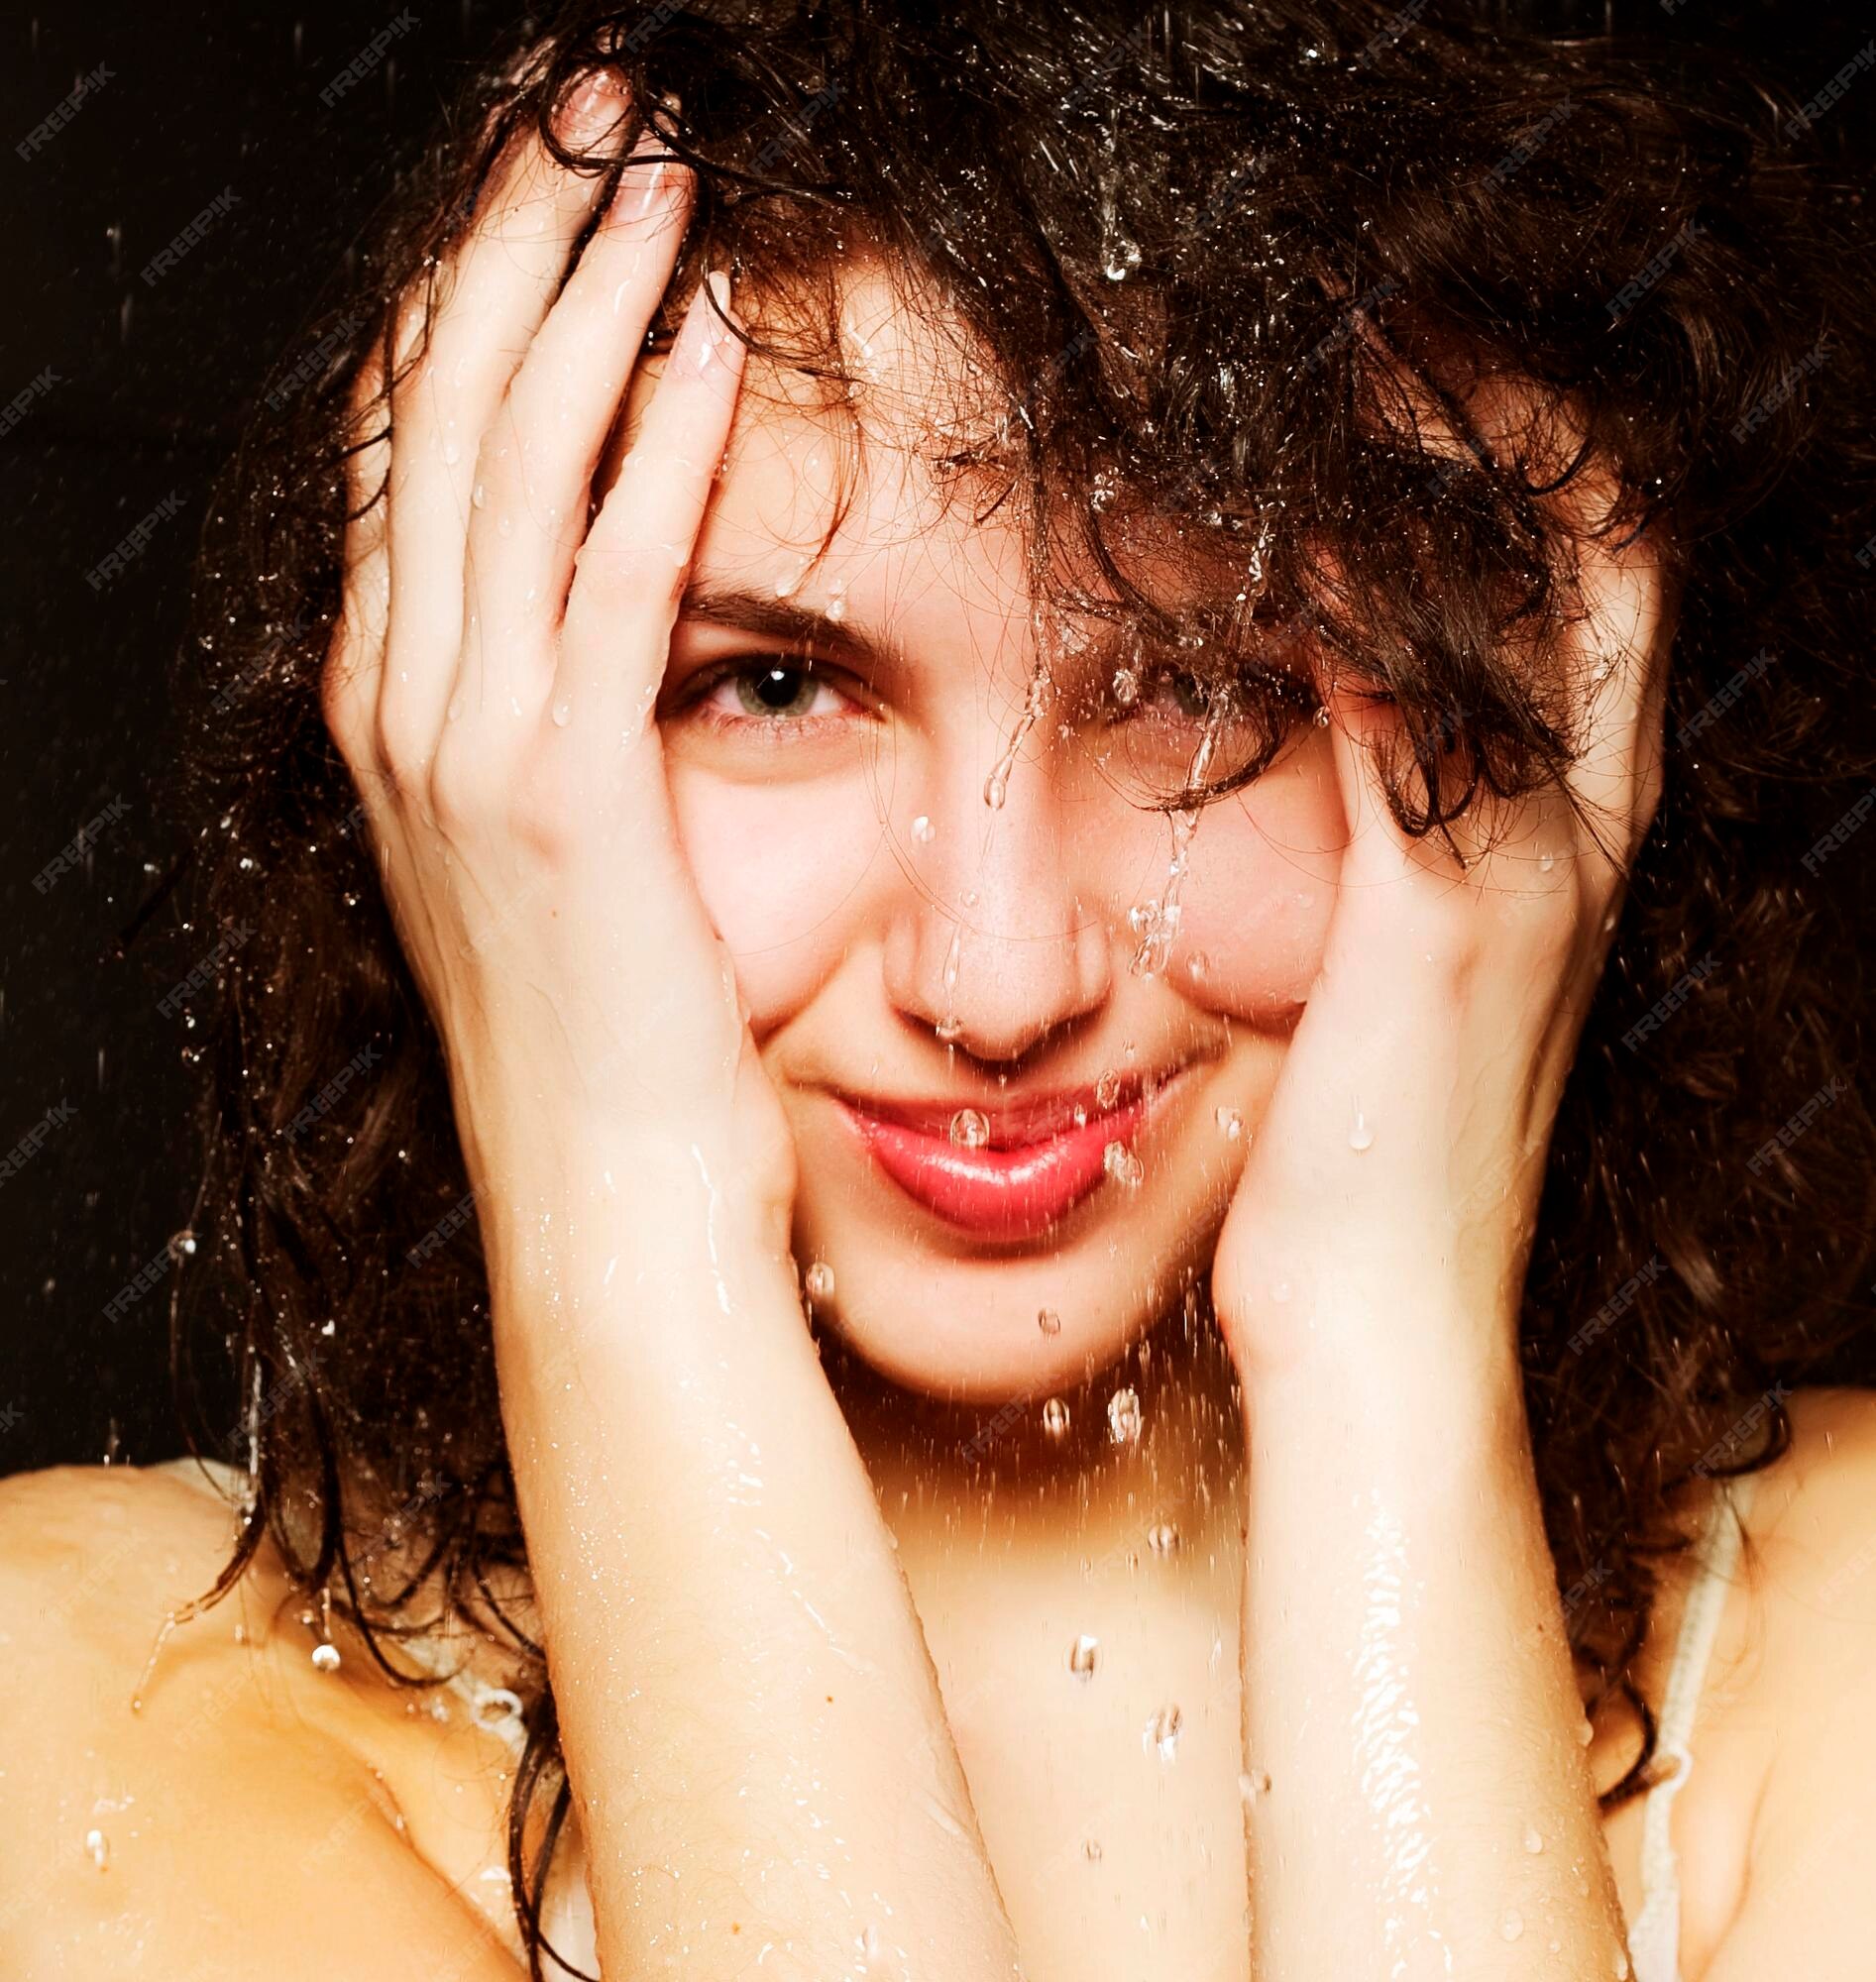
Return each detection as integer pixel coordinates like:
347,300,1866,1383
1210,477,1675,1977
486,1138,1022,1980
320,70,1021,1981
1236,1318,1620,1978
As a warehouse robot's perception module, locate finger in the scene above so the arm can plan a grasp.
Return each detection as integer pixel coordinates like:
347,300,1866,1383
1554,523,1675,886
377,72,636,769
453,136,692,727
554,271,746,741
321,323,396,799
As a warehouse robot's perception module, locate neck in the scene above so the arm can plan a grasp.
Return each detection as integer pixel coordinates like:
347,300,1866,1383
821,1285,1248,1559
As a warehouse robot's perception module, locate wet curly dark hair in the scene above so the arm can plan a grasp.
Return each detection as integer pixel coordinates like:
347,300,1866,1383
150,0,1875,1971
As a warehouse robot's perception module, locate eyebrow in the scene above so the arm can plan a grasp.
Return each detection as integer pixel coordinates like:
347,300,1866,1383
677,583,912,677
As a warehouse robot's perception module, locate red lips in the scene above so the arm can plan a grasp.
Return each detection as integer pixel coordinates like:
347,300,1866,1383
835,1069,1181,1242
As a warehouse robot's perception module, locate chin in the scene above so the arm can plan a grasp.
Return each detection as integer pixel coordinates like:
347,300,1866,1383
793,1206,1220,1406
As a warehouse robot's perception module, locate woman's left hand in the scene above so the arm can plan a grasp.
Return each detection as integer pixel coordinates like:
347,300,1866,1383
1209,510,1674,1382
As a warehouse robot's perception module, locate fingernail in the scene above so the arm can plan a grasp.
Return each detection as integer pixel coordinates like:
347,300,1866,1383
561,68,624,144
678,271,736,376
617,155,670,223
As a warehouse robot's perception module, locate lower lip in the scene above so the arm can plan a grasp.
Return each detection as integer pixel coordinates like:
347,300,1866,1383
838,1083,1174,1241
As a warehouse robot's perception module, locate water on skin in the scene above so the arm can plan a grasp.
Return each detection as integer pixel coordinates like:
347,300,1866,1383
981,658,1053,810
936,927,964,1043
1130,708,1227,979
1351,1491,1450,1979
688,1145,735,1317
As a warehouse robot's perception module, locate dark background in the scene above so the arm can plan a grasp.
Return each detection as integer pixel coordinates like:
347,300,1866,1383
2,1,1870,1477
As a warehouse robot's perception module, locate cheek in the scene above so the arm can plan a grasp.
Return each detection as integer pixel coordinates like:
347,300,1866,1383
1173,736,1345,1016
664,762,884,1016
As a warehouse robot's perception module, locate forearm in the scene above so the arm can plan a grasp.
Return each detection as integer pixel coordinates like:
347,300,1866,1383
1237,1308,1626,1981
483,1131,1023,1982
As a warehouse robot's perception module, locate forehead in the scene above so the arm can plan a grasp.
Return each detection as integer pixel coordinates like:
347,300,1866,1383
601,259,1066,622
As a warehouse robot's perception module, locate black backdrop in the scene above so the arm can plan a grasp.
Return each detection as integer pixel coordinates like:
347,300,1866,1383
2,0,1869,1477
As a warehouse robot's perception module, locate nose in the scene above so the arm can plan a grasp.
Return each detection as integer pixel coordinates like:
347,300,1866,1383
882,741,1114,1063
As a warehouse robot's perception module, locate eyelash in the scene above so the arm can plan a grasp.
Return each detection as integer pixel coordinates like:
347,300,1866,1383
678,657,1316,743
682,659,869,744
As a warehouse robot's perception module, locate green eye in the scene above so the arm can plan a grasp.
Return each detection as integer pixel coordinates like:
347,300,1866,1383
732,663,823,719
1138,670,1226,720
1164,672,1211,718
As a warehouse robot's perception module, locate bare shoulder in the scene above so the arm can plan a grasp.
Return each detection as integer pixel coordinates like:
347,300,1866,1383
1684,1384,1876,1979
0,1464,520,1980
1739,1381,1876,1597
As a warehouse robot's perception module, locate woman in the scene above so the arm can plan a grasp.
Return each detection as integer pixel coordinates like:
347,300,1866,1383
5,1,1876,1976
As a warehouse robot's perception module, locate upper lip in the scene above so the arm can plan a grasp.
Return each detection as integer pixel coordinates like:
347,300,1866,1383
834,1067,1180,1147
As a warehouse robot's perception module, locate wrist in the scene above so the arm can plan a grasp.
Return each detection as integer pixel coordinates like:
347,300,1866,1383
1226,1275,1527,1424
470,1125,799,1299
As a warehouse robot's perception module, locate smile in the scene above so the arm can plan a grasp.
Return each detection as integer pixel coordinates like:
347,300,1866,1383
834,1066,1189,1242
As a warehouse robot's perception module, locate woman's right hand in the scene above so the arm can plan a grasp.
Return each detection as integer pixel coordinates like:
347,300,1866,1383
320,73,796,1244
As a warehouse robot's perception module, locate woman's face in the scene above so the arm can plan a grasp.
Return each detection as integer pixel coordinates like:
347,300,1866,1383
604,270,1345,1405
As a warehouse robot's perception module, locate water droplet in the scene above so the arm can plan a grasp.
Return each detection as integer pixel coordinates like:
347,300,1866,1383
1068,1633,1099,1678
1145,1704,1182,1759
1312,704,1332,726
1577,1716,1595,1747
1103,233,1143,281
773,556,809,599
442,440,461,467
1348,1103,1375,1152
858,1922,880,1960
1612,1945,1630,1979
446,691,465,722
550,699,571,727
1500,1909,1524,1942
1215,1106,1243,1141
1102,1141,1143,1187
1084,1836,1103,1861
1095,1070,1122,1109
471,482,486,508
911,814,936,844
949,1108,990,1149
84,1828,109,1871
1148,1520,1180,1554
1111,666,1140,707
1071,1105,1088,1127
1131,737,1218,979
1539,850,1557,873
1237,1767,1271,1803
1185,950,1211,982
496,513,513,538
937,927,963,1042
982,659,1051,810
960,889,978,909
1107,1386,1143,1444
1042,1397,1070,1438
311,1642,341,1673
1523,1825,1545,1854
805,1261,836,1300
826,580,848,623
936,1016,964,1044
1038,1307,1062,1336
